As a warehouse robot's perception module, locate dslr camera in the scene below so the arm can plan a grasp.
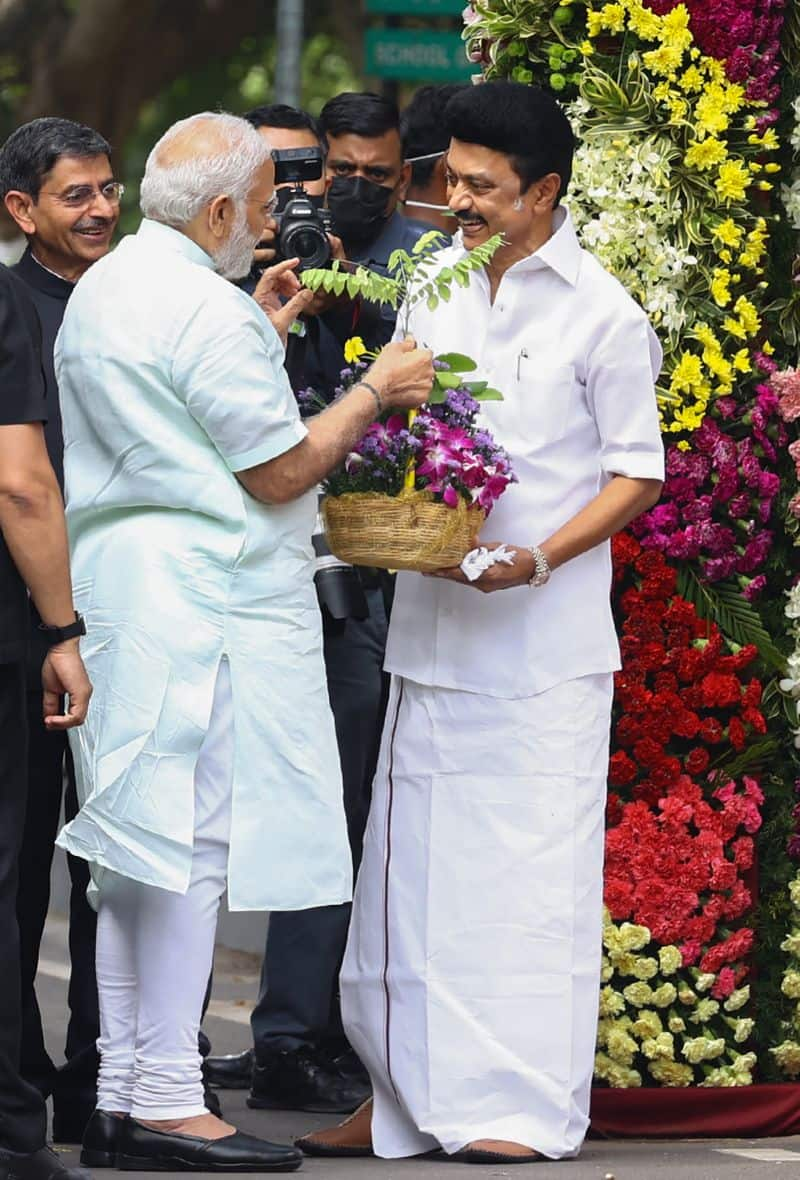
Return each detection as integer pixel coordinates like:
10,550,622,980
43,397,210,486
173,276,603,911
271,146,333,271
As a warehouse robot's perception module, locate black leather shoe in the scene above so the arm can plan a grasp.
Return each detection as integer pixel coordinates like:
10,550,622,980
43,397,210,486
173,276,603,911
117,1116,302,1172
80,1108,123,1168
203,1049,254,1090
0,1146,90,1180
248,1046,371,1114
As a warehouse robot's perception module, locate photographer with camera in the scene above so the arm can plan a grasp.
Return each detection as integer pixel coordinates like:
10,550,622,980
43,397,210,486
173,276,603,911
204,99,444,1116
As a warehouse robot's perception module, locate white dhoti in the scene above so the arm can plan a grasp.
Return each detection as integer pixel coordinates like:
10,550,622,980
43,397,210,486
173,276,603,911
340,672,613,1160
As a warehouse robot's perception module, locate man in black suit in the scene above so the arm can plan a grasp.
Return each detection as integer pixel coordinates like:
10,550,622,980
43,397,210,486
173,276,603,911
0,258,92,1180
0,116,119,1144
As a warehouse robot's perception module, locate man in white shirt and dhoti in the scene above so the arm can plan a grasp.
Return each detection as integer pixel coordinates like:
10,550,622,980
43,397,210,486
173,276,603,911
299,81,665,1165
53,111,434,1172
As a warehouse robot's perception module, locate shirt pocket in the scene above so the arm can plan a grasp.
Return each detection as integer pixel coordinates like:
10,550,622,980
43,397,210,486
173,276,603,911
516,358,577,446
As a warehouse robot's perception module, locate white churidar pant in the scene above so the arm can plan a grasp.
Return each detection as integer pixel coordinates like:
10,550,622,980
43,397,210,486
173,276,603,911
95,658,234,1119
340,672,613,1160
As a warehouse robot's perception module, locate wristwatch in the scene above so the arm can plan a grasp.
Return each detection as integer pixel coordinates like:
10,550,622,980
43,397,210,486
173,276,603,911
38,611,86,646
526,545,552,588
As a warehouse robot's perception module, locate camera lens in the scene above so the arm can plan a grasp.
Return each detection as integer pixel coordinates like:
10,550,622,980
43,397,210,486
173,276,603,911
282,221,331,271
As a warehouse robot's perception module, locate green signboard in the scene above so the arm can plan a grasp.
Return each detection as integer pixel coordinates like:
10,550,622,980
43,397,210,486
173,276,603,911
364,28,476,81
365,0,465,13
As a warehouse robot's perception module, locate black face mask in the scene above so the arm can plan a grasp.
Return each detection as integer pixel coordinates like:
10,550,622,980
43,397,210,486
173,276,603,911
327,176,393,246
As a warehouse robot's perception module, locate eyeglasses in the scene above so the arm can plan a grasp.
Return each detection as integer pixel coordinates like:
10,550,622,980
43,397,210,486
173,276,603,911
247,193,279,217
39,181,125,209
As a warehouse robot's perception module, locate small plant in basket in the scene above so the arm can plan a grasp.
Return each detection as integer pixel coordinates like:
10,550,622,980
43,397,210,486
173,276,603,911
299,233,515,571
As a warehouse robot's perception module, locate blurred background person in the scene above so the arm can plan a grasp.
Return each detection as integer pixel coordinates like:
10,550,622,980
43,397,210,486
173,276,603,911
400,84,468,234
0,116,119,1146
0,257,92,1180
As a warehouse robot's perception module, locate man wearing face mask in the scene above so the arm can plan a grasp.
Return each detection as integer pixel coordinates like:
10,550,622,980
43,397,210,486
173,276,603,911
318,91,443,353
400,84,468,235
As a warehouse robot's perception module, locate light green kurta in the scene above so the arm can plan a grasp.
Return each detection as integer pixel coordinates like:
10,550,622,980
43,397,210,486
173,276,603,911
55,218,352,911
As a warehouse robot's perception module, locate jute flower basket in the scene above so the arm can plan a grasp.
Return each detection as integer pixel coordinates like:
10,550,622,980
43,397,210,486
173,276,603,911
322,489,485,573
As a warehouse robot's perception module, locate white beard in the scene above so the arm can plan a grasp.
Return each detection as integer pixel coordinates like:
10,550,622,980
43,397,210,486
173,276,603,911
213,203,261,280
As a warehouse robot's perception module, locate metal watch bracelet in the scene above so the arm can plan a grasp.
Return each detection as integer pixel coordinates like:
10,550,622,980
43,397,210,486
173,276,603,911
526,545,551,588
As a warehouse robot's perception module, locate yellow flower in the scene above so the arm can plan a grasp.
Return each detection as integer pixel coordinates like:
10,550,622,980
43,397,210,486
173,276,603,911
685,137,727,171
722,316,746,340
723,985,750,1013
678,65,705,93
594,1052,643,1089
579,39,595,54
771,1041,800,1078
652,982,679,1008
598,2,626,32
689,997,720,1023
643,43,685,76
682,1035,726,1064
712,218,743,249
764,162,781,173
710,268,732,307
626,1,662,39
658,946,683,976
586,9,606,36
790,878,800,909
670,352,704,393
732,349,751,373
647,1059,694,1086
696,86,731,136
624,982,655,1008
607,1026,638,1066
762,339,775,356
668,1014,686,1033
676,439,690,452
748,127,779,151
642,1032,675,1061
733,294,760,335
715,159,750,204
633,957,659,981
599,986,626,1018
781,971,800,1000
632,1009,662,1039
343,336,367,363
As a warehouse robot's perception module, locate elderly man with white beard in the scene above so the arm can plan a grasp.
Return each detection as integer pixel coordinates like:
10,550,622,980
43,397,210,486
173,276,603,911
53,111,434,1172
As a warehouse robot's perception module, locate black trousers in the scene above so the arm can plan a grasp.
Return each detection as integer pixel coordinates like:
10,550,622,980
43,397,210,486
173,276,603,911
250,588,389,1055
17,692,99,1112
0,661,47,1152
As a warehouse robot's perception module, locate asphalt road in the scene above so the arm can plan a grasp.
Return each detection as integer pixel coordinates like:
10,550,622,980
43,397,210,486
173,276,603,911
37,915,800,1179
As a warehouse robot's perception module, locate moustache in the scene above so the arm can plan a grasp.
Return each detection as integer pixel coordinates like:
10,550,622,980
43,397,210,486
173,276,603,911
453,211,487,224
73,217,113,231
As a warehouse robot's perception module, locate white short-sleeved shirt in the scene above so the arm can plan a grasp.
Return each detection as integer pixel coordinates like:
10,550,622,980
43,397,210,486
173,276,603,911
385,207,665,699
55,219,352,910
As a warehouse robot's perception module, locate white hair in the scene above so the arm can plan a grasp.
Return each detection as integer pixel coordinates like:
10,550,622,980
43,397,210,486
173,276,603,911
139,111,272,227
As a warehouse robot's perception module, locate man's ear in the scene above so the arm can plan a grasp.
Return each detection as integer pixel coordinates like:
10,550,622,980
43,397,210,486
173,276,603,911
207,194,234,241
531,172,562,213
397,161,412,201
4,191,36,236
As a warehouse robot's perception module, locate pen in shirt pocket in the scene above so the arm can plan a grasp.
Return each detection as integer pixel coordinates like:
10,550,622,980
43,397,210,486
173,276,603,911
516,348,529,380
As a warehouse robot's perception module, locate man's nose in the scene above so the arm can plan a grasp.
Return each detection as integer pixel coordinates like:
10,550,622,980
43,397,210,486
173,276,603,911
88,190,116,218
448,181,471,210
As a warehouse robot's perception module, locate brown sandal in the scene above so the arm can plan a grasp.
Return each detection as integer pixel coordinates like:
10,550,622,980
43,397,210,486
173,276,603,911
295,1098,374,1158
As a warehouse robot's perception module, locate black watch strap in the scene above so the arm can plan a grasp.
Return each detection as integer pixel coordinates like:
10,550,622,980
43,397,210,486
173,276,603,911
38,611,86,646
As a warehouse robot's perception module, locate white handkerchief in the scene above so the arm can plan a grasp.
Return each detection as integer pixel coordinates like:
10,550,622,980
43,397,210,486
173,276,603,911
460,544,517,582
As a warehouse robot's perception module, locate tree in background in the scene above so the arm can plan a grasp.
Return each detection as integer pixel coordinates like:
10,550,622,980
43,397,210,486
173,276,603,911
0,0,363,236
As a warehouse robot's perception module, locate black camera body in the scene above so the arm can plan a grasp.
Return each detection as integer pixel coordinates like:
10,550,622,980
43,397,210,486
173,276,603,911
271,146,332,271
